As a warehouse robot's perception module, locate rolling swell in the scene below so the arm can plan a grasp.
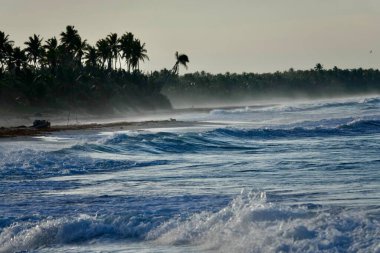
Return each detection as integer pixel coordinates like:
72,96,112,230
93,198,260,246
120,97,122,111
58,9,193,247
1,117,378,180
0,148,170,180
212,119,380,139
210,96,380,114
90,117,380,147
1,116,378,179
276,97,380,112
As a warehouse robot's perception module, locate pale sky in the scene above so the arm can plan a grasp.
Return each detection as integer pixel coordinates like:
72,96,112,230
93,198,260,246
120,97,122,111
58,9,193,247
1,0,379,74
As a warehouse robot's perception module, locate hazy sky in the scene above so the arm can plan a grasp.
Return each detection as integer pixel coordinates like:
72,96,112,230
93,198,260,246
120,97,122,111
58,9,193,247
1,0,379,73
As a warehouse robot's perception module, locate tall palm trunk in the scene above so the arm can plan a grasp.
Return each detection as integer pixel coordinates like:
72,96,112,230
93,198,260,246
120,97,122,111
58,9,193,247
108,57,112,70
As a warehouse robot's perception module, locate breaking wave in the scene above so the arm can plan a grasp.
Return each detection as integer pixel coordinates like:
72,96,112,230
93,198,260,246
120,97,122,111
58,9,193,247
149,191,379,253
1,96,379,252
210,96,380,115
1,117,378,180
1,191,378,253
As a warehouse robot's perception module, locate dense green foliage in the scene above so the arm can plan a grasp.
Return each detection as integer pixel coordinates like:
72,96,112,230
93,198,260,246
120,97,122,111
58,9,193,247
0,26,171,113
163,66,380,106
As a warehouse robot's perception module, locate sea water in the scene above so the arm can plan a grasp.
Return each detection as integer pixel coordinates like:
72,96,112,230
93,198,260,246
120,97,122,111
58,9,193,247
0,96,379,253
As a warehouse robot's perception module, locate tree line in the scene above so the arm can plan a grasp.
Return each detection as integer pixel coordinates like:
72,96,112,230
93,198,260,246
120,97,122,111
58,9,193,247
0,26,170,113
163,65,380,106
0,26,149,73
1,26,379,113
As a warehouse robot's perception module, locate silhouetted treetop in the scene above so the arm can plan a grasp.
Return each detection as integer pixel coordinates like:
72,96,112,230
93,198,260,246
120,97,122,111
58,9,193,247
0,27,172,113
172,51,189,74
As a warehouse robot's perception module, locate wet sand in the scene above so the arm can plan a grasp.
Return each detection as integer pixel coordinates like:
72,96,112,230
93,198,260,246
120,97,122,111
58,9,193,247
0,103,271,138
0,120,203,138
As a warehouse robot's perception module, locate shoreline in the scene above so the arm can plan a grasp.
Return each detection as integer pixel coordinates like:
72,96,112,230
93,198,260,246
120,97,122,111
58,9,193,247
0,103,271,138
0,120,203,138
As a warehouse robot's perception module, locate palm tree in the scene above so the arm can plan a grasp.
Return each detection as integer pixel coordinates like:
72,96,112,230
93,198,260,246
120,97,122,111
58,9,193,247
60,25,81,52
60,25,82,67
96,38,112,69
84,45,98,68
106,33,119,70
24,34,44,68
12,47,27,72
130,39,149,71
4,43,14,72
74,37,87,67
119,32,134,72
172,51,189,74
43,37,59,71
314,63,323,72
0,31,14,71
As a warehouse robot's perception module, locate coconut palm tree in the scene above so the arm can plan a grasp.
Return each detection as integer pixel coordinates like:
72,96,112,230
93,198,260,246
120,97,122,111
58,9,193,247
12,47,27,72
314,63,323,72
172,51,189,74
119,32,134,72
96,38,112,70
60,25,81,52
74,37,87,67
84,45,98,68
130,39,149,71
106,33,119,70
4,43,15,72
43,37,59,71
24,34,44,68
60,25,82,67
0,31,14,71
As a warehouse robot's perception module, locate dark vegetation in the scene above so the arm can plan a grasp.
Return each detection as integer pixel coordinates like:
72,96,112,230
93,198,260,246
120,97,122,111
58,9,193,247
163,65,380,106
1,26,379,113
0,26,172,114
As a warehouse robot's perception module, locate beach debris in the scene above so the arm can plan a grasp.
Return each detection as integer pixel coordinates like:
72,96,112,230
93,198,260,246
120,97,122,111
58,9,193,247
32,120,51,129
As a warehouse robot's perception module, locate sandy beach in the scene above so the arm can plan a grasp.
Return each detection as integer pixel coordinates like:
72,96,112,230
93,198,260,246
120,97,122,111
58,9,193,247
0,106,199,138
0,119,204,138
0,103,272,138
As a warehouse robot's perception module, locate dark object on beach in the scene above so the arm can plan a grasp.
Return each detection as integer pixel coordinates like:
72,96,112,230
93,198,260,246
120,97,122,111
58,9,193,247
32,120,51,129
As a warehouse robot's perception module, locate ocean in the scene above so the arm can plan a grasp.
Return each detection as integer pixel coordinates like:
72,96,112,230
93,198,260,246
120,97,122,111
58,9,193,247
0,96,379,253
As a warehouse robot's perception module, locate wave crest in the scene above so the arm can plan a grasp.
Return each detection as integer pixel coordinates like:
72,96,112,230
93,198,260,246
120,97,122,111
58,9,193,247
148,191,379,253
0,214,156,253
1,191,379,253
210,96,380,115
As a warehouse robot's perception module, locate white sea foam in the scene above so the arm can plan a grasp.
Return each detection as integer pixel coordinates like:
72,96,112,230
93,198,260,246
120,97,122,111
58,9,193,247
0,192,379,253
148,191,380,253
0,214,155,253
